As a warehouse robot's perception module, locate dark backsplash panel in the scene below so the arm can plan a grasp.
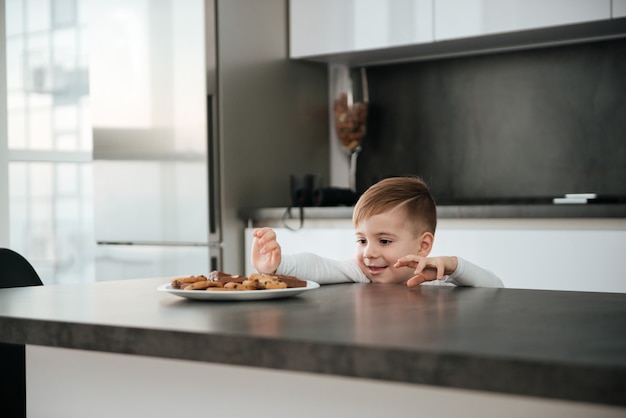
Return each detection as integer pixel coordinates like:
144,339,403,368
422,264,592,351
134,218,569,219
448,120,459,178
357,38,626,201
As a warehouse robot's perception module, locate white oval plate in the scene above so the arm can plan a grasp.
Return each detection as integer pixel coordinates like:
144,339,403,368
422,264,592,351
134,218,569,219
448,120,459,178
157,280,320,301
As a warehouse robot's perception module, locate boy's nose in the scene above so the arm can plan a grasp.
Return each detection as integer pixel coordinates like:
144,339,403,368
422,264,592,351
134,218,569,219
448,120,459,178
363,244,378,259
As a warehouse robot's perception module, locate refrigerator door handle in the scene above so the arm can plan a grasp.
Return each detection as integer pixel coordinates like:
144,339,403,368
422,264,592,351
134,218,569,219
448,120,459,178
207,94,221,244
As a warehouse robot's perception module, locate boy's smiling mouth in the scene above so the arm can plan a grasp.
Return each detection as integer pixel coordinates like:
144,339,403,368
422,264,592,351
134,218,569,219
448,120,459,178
366,264,387,274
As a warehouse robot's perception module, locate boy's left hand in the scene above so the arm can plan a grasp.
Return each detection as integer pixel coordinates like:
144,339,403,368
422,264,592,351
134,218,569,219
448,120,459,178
251,227,282,274
394,255,459,288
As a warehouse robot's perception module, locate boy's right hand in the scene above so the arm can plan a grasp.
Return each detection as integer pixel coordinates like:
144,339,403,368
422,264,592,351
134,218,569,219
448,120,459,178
251,227,282,274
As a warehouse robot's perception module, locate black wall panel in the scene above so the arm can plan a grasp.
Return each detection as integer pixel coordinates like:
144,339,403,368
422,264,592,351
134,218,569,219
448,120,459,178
357,38,626,202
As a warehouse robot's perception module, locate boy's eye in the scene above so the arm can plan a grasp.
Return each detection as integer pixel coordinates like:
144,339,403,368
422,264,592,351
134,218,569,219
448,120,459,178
356,238,367,245
379,239,392,245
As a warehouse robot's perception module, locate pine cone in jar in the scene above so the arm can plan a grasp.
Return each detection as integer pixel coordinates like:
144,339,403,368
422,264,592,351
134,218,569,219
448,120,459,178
334,93,368,152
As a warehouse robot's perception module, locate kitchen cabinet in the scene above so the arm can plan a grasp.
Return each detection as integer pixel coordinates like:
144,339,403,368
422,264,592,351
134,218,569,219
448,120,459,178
615,0,626,17
435,0,611,41
289,0,622,65
432,219,626,294
244,218,626,293
289,0,433,58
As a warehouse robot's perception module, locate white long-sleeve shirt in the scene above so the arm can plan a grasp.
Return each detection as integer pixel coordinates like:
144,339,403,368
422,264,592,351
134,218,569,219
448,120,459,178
276,253,504,288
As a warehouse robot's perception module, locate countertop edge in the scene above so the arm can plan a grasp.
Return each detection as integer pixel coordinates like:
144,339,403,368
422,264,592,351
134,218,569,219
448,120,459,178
2,317,625,408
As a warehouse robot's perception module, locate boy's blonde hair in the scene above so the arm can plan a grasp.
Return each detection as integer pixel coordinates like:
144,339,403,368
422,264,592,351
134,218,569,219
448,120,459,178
352,176,437,236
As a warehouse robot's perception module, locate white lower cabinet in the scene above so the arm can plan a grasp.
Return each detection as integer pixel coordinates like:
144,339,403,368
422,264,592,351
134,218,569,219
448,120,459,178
433,219,626,293
246,219,626,293
245,227,356,275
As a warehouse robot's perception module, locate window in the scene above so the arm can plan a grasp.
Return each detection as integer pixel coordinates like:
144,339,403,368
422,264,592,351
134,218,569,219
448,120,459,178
5,0,94,284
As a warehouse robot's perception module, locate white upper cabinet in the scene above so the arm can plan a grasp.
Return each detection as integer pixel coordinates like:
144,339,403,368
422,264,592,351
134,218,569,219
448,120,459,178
435,0,612,41
289,0,433,58
614,0,626,18
289,0,622,64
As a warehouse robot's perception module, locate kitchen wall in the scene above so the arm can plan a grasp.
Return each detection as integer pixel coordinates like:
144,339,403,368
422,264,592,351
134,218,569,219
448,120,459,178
217,0,328,273
356,37,626,200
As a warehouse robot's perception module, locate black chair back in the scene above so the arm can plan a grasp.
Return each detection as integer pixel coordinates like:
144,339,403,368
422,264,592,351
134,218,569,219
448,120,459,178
0,248,42,418
0,248,43,289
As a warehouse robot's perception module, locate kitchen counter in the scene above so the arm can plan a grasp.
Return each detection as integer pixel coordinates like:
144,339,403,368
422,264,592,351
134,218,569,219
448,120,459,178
1,277,625,408
239,203,626,225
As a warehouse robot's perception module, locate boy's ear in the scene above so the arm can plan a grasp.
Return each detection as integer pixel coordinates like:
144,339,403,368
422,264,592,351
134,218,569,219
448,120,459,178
417,232,434,256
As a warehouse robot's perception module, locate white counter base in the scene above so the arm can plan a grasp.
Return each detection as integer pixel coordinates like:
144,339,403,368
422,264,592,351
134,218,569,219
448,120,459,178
27,345,625,418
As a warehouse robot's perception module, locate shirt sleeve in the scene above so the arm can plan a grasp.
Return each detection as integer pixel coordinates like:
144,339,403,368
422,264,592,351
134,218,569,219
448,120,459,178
276,253,370,284
442,256,504,288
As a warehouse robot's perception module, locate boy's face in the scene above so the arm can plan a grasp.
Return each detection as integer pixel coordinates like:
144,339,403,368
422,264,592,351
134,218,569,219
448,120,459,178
354,205,431,284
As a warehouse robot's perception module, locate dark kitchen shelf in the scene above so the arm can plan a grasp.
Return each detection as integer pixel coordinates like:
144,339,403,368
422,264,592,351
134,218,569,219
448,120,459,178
239,203,626,225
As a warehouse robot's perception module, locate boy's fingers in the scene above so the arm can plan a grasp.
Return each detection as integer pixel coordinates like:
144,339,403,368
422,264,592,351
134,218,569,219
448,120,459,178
394,259,408,268
413,257,427,274
253,227,274,239
406,274,427,288
395,255,420,268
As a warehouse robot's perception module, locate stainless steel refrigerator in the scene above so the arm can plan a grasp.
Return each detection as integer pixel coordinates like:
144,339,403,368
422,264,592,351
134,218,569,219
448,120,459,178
89,0,221,280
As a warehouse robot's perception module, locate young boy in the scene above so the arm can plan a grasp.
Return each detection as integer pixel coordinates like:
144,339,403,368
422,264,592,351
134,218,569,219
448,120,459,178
251,176,503,288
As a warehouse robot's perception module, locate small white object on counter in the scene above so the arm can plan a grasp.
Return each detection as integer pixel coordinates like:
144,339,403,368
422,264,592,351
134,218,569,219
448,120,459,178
553,192,597,204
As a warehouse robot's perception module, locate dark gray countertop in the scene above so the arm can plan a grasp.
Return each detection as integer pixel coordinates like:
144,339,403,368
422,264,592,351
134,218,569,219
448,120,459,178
239,204,626,223
1,278,625,406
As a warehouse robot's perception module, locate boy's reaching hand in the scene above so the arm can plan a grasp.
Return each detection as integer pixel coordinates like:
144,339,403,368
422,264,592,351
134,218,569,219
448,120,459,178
394,255,459,288
251,227,282,274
